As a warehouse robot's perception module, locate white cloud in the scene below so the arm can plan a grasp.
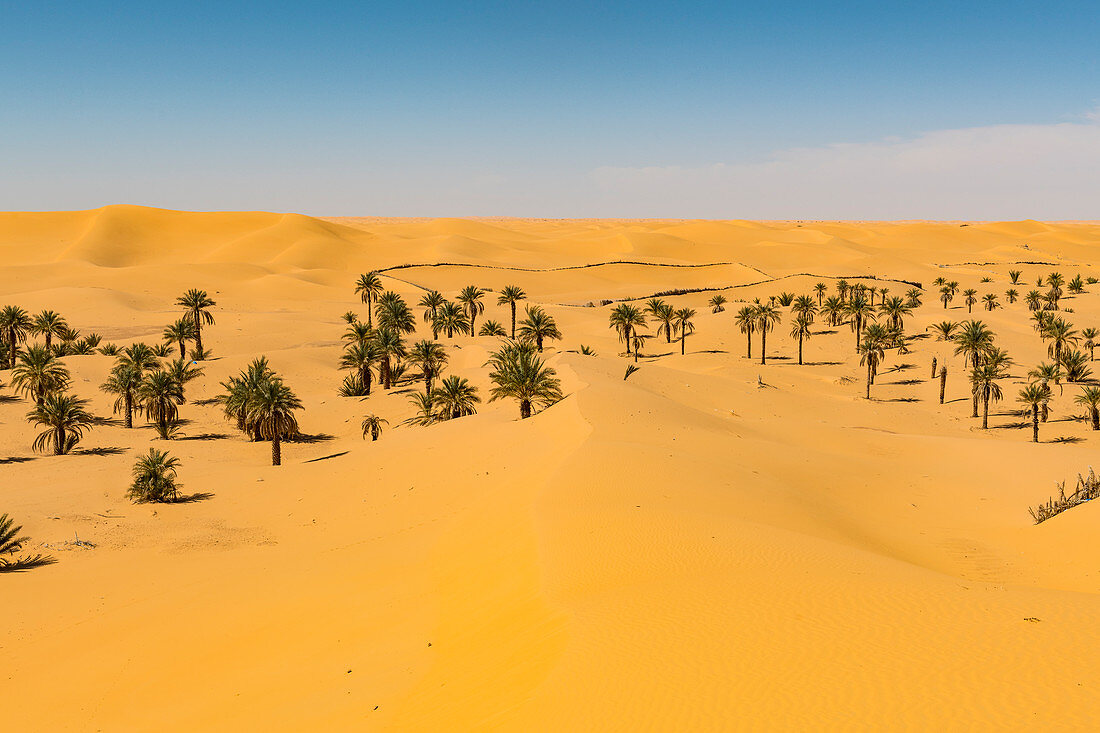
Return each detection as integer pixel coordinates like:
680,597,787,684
589,112,1100,220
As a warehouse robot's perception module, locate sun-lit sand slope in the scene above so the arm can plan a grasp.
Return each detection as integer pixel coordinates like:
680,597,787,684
5,205,1100,729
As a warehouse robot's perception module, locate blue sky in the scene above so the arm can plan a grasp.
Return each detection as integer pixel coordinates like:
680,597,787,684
1,1,1097,217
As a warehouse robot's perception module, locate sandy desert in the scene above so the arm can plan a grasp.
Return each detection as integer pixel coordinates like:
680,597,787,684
4,205,1100,729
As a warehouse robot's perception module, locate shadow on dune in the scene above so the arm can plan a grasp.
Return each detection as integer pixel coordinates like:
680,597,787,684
173,491,214,503
0,456,36,464
76,446,126,456
179,433,231,441
886,379,925,385
291,433,337,444
1051,436,1085,444
0,554,57,573
0,394,21,404
304,451,350,463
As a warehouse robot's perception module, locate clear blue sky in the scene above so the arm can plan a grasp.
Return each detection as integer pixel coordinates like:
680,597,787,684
2,1,1098,218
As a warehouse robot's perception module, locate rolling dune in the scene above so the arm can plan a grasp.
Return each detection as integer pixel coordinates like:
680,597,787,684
3,206,1100,729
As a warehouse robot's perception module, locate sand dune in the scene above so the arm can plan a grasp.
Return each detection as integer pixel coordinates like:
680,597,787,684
3,206,1100,729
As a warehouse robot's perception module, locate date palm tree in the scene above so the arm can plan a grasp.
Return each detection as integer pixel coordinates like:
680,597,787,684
1028,361,1063,400
376,292,416,335
166,357,203,399
961,289,977,313
646,299,677,343
11,345,70,406
939,286,954,309
343,321,374,347
1046,318,1078,364
1018,384,1050,442
120,342,160,375
355,271,384,327
790,315,812,365
1008,270,1022,284
970,348,1012,428
836,280,850,302
101,362,143,428
792,295,817,323
1059,349,1092,383
0,305,32,369
246,375,303,466
479,320,507,337
734,305,756,357
1025,290,1043,311
28,392,93,455
1046,272,1064,309
487,343,563,419
813,283,828,305
517,305,562,352
30,310,68,351
844,292,876,351
1076,386,1100,430
128,448,182,503
457,286,488,337
1005,288,1018,304
630,331,651,362
375,328,406,389
138,369,185,439
217,357,274,437
859,326,888,399
175,289,216,357
709,294,727,313
361,414,388,441
496,285,526,339
1081,327,1099,361
821,296,843,327
162,317,196,360
407,339,448,397
880,297,911,331
419,290,446,340
905,288,923,308
436,301,470,339
953,320,995,369
674,308,696,355
340,339,381,396
982,293,999,311
433,375,480,419
609,304,646,356
755,304,781,365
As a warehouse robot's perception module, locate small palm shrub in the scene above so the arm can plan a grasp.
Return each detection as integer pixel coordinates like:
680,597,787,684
0,513,55,572
339,374,368,397
624,364,640,380
99,343,121,356
127,449,182,503
152,342,173,358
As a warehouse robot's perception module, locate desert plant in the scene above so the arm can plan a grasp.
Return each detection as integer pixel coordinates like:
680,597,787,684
754,304,781,365
407,339,448,396
844,292,876,351
457,285,488,337
28,392,93,455
376,291,416,335
496,285,526,339
1076,386,1100,430
11,345,70,406
609,304,646,356
518,305,562,352
821,297,843,327
246,374,303,465
859,326,888,399
734,305,756,358
139,369,185,439
1018,384,1050,442
355,271,384,327
127,448,183,502
1008,269,1022,284
970,348,1012,428
101,362,144,428
340,339,381,396
579,344,596,355
0,305,32,369
487,343,563,418
479,319,507,337
624,364,640,380
646,298,677,343
0,513,55,572
789,314,812,365
436,300,470,339
675,308,696,355
709,294,728,313
361,414,388,441
176,289,216,357
162,317,196,360
962,288,978,313
982,293,999,311
418,290,446,339
1005,288,1018,304
375,328,406,389
30,310,68,351
1060,350,1092,383
433,375,480,419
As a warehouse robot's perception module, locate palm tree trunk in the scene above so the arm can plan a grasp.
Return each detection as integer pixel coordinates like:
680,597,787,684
931,357,937,379
682,334,687,356
939,368,947,404
866,362,873,399
971,388,979,418
382,357,391,389
361,366,372,396
665,325,671,344
536,335,543,352
1092,407,1099,430
469,308,477,337
510,303,517,339
366,299,372,327
760,328,767,365
797,334,803,365
521,399,531,419
745,330,751,359
982,388,990,429
1032,406,1039,442
179,341,186,360
124,392,133,429
55,427,65,455
193,312,203,355
626,327,633,355
854,316,861,350
237,412,245,432
424,370,432,397
45,333,52,350
1041,403,1049,422
272,434,281,466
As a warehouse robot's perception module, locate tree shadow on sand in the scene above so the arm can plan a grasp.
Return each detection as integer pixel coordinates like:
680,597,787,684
76,446,126,456
0,554,57,573
179,433,231,441
291,433,337,444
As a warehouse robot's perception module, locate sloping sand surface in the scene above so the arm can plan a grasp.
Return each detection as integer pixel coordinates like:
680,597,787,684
3,206,1100,729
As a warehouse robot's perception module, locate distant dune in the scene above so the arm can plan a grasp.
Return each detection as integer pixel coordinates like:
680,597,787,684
3,206,1100,729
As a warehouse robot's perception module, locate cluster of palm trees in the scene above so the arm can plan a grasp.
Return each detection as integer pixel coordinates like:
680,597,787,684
216,357,303,465
608,298,696,361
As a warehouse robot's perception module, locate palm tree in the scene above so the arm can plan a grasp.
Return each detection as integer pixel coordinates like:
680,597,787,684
479,320,507,337
517,305,562,352
970,348,1012,428
1008,270,1022,285
246,376,303,466
166,357,203,398
101,362,144,428
355,271,384,327
218,357,274,437
1082,327,1099,360
1046,318,1078,363
375,328,406,389
1077,386,1100,430
0,305,32,369
905,288,923,308
1046,272,1064,309
340,340,381,396
162,317,196,359
496,285,526,339
836,280,850,302
844,292,876,351
1060,350,1092,383
755,304,781,365
1069,274,1085,295
674,308,696,355
938,365,948,404
1028,361,1063,400
436,301,470,339
939,286,954,309
1025,290,1043,311
880,297,911,331
433,375,480,419
953,320,995,369
790,315,813,365
487,343,563,418
407,339,448,396
792,295,817,324
630,331,651,362
821,297,843,327
30,310,68,351
376,292,416,334
11,345,70,406
982,293,999,311
120,342,161,375
28,392,93,455
1018,384,1050,442
343,321,374,347
709,294,727,313
175,289,216,357
361,414,389,441
813,283,828,306
419,290,446,339
734,305,756,358
859,327,888,399
139,369,185,439
341,311,358,324
128,449,183,502
609,304,646,356
962,289,977,313
457,286,488,337
646,299,677,343
1005,288,1019,304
